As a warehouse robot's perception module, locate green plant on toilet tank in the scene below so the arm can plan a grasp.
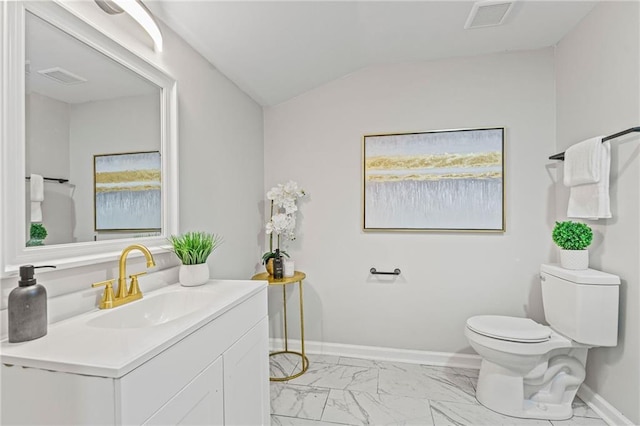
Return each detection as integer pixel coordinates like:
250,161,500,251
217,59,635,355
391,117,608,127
552,221,593,270
169,231,223,286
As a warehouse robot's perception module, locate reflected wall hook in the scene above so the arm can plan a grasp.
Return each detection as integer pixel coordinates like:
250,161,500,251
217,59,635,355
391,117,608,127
370,268,401,276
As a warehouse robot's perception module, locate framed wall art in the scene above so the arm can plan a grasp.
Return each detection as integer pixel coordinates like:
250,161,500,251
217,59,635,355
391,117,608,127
94,151,161,232
363,128,504,232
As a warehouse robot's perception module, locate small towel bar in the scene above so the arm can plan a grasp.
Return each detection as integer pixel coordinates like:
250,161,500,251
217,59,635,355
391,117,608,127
370,268,401,276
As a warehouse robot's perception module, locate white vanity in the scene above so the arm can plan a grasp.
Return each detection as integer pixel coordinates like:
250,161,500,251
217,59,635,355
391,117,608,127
1,280,269,425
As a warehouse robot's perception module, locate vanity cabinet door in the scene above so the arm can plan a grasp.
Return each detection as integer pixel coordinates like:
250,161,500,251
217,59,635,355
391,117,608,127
223,317,270,426
143,356,224,425
0,364,115,425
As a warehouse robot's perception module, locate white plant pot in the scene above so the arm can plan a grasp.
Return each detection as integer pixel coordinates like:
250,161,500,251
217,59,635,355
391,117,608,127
560,249,589,270
179,263,210,287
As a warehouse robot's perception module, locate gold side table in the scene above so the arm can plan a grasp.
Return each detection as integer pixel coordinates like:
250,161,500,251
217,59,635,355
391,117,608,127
252,271,309,381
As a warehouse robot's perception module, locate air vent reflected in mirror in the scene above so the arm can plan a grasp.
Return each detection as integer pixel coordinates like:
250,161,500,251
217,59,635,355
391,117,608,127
37,67,87,85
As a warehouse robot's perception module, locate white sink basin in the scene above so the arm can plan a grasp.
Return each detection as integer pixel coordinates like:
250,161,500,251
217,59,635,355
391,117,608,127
87,289,217,329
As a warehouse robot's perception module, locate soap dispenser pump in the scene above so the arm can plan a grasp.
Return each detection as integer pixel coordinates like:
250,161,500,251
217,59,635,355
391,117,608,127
8,265,56,343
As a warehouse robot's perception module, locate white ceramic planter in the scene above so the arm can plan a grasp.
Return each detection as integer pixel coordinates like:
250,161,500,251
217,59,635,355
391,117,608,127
560,249,589,270
179,263,210,287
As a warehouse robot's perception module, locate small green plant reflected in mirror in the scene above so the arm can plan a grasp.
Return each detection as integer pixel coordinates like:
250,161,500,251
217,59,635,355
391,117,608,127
27,223,48,247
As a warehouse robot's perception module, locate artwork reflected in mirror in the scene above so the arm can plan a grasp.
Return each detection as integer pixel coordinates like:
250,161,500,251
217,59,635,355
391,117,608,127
25,11,162,247
94,151,161,233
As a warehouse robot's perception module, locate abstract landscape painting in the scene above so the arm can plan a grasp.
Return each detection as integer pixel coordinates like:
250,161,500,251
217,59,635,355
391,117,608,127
94,151,161,231
363,128,504,231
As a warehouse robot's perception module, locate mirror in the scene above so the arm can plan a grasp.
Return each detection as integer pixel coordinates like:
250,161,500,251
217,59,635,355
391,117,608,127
25,11,162,246
1,1,178,276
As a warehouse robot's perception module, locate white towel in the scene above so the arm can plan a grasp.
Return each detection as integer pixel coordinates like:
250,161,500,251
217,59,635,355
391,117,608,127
567,141,612,219
30,173,44,201
30,202,42,223
563,136,605,186
30,173,44,223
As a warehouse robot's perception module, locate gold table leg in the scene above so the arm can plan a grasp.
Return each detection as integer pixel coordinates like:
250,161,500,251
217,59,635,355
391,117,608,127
283,285,288,352
299,280,308,373
269,279,309,381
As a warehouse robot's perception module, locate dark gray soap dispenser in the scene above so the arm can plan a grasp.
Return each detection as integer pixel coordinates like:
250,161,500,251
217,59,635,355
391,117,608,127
8,265,56,343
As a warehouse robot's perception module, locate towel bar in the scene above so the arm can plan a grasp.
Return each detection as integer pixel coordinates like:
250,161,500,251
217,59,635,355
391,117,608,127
25,176,69,184
549,126,640,161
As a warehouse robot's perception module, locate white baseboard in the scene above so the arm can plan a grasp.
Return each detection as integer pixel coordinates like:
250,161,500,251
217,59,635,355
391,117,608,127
269,338,481,370
577,383,635,426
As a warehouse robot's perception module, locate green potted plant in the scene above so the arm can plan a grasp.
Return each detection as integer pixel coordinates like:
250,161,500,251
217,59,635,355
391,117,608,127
168,231,223,286
552,221,593,270
262,250,290,275
27,223,47,247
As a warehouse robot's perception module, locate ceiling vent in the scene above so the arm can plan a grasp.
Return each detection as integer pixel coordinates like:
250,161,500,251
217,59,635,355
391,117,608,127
465,0,514,29
37,67,87,85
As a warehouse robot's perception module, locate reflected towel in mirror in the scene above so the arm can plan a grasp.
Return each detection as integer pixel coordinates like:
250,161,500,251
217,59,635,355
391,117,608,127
30,173,44,222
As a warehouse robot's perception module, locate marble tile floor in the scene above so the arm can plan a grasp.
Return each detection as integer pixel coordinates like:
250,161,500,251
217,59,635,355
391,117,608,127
270,353,607,426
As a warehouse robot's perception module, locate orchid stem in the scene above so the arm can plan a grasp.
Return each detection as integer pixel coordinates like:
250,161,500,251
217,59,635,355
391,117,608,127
269,200,274,252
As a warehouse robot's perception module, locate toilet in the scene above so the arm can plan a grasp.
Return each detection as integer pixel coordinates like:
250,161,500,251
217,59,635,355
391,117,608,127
465,264,620,420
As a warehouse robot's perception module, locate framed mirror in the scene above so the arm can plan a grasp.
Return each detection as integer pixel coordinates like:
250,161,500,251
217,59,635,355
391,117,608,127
1,1,178,276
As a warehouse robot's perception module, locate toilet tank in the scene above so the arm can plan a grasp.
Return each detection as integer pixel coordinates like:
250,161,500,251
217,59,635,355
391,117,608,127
540,264,620,346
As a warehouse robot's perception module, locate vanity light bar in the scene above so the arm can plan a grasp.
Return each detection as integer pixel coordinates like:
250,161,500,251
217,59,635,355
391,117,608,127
96,0,163,52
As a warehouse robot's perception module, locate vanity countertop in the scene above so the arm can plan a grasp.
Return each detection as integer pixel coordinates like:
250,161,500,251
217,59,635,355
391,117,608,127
0,280,267,378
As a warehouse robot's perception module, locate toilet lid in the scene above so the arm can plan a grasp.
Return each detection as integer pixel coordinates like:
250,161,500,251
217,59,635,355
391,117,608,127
466,315,551,343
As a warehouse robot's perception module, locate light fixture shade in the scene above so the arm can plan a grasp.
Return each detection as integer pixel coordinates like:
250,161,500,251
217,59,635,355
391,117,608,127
108,0,163,52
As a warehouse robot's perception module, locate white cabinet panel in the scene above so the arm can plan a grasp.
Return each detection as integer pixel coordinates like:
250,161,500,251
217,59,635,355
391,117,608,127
143,356,223,426
119,290,266,424
223,318,270,426
0,364,115,425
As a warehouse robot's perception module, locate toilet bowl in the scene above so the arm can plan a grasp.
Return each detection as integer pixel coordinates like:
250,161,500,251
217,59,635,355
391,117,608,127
465,316,588,420
465,264,620,420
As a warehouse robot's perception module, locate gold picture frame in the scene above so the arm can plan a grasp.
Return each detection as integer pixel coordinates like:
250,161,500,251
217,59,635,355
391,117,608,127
362,127,505,232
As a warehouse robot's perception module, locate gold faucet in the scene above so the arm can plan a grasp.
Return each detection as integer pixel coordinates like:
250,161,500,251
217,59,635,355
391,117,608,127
92,244,156,309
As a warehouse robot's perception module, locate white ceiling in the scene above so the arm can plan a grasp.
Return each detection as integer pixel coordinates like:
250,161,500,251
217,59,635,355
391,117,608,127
148,1,597,106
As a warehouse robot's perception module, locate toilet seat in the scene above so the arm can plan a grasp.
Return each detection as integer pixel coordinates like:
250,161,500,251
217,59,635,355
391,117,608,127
466,315,551,343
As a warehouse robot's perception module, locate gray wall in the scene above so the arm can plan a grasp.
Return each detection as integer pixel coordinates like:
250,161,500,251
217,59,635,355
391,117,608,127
264,48,557,352
555,2,640,423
